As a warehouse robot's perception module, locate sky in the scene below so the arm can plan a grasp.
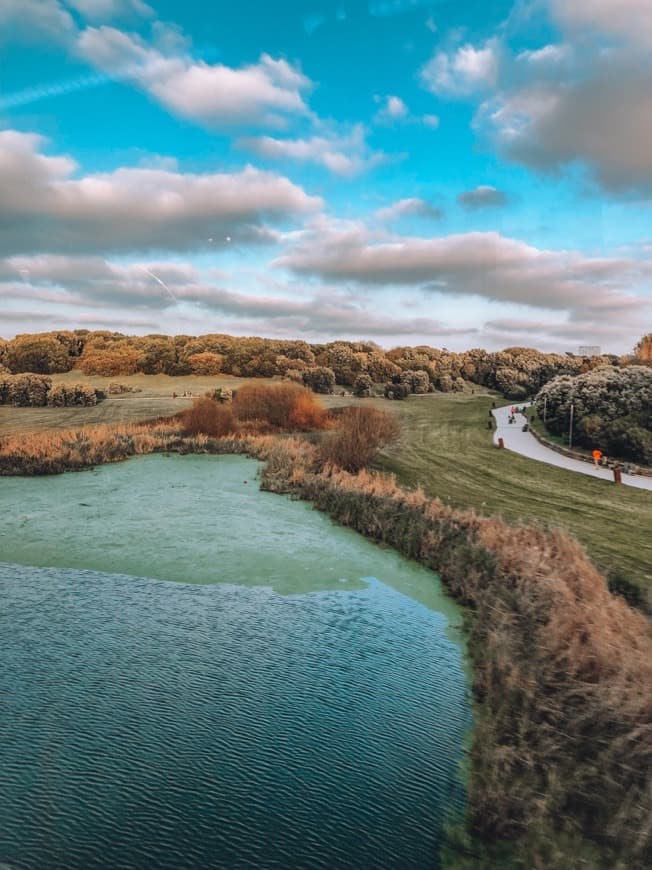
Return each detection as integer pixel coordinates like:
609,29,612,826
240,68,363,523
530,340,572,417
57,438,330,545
1,0,651,353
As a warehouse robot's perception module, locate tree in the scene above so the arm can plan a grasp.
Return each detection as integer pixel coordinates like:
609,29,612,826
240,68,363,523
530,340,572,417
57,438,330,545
634,333,652,362
353,373,373,397
6,334,73,374
302,366,336,394
188,352,224,375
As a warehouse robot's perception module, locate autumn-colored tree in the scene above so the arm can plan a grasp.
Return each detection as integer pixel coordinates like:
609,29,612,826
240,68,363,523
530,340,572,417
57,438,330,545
302,366,336,394
188,352,224,375
79,343,139,376
6,334,73,374
634,333,652,362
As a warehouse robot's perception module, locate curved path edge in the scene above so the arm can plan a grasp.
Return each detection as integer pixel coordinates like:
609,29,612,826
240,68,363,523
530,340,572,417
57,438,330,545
491,404,652,492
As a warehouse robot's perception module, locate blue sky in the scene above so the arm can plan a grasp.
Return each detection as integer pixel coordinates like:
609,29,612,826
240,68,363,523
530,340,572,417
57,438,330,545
1,0,651,351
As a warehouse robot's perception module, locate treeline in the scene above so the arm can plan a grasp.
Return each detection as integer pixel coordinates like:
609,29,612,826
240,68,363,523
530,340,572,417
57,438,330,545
0,374,102,407
536,365,652,465
0,330,632,397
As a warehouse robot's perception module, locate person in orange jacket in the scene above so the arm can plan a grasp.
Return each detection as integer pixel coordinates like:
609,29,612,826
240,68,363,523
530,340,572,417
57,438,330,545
592,448,602,468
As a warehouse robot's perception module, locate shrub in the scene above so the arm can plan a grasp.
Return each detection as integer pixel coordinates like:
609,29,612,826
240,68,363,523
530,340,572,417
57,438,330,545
207,387,233,404
384,382,410,400
107,382,141,395
46,383,99,407
302,366,336,394
0,374,52,406
321,406,400,472
399,369,430,394
181,398,236,437
233,382,327,430
352,373,373,397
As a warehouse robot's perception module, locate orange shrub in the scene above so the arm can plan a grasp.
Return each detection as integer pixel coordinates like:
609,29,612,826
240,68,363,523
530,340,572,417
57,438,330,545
321,406,400,472
181,398,236,437
232,382,327,431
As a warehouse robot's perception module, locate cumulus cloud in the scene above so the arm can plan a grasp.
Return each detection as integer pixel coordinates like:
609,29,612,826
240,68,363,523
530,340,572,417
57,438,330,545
479,52,652,191
420,39,499,96
0,0,76,44
237,124,386,176
551,0,652,49
457,185,508,209
76,25,311,128
275,218,651,318
0,130,321,256
374,94,409,123
375,198,443,223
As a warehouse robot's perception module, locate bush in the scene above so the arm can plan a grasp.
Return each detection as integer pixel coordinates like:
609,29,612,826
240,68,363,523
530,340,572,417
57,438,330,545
384,382,410,400
46,383,99,407
302,366,336,394
352,373,373,397
107,382,141,395
321,406,400,472
233,382,327,430
0,374,52,406
207,387,233,404
181,398,236,437
399,369,430,394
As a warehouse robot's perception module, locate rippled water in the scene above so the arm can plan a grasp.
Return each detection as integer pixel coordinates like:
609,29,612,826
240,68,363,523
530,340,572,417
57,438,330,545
0,455,470,869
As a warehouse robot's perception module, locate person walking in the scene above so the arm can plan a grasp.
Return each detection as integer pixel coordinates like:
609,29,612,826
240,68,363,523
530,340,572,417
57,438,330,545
592,448,602,469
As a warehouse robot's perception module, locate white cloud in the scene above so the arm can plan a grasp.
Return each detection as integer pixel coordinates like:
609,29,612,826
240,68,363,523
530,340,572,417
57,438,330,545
275,218,651,318
65,0,153,21
374,94,409,123
551,0,652,49
479,52,652,191
237,124,386,176
0,130,322,256
375,198,443,223
420,39,499,96
0,0,76,44
457,185,508,208
76,26,312,128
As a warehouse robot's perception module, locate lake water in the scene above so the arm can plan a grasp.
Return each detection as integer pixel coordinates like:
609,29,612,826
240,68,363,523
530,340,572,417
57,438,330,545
0,455,471,869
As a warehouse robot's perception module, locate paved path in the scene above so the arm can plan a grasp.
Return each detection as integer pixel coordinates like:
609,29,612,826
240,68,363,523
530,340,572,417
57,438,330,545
491,404,652,492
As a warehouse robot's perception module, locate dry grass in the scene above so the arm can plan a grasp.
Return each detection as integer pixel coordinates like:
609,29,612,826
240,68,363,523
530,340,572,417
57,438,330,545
232,381,328,431
180,398,236,437
320,405,400,472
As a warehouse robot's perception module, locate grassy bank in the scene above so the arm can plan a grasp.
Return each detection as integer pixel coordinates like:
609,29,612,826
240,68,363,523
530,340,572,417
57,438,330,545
1,419,651,867
372,393,652,606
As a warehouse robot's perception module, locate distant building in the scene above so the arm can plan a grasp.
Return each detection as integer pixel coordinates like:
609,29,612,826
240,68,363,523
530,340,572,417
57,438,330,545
578,345,601,357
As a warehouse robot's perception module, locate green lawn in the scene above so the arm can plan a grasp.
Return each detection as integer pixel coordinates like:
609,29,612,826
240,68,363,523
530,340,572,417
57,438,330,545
2,374,650,604
374,393,652,605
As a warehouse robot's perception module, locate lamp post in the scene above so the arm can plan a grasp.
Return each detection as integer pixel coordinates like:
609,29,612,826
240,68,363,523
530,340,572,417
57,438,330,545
569,402,575,449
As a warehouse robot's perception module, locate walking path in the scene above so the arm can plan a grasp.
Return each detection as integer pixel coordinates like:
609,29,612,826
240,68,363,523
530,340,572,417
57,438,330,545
491,404,652,492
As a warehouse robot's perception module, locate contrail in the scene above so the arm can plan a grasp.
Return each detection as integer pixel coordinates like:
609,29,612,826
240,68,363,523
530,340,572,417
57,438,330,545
139,268,178,304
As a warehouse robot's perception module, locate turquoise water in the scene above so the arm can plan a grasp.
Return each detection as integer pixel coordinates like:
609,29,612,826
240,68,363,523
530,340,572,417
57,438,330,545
0,455,470,869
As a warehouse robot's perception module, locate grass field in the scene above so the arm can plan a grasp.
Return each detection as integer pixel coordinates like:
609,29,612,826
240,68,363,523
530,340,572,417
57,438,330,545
374,393,652,605
2,372,651,602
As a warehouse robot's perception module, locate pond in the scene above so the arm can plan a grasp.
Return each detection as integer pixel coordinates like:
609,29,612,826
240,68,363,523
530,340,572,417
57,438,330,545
0,454,471,869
